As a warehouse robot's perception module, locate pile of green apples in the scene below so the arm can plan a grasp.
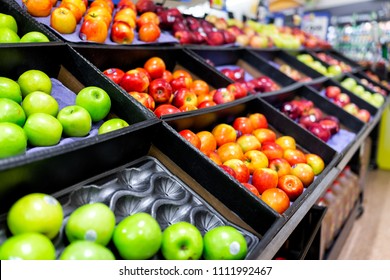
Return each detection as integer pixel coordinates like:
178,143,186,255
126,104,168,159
0,12,50,43
340,77,386,108
0,193,248,260
297,54,343,77
0,69,129,159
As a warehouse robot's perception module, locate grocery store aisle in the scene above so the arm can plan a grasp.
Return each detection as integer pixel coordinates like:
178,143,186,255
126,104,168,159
337,169,390,259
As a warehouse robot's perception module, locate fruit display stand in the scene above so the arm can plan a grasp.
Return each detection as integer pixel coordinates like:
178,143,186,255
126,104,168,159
0,0,60,43
185,46,297,95
0,44,156,213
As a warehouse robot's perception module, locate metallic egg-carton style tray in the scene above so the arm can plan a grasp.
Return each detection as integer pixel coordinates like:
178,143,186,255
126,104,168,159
6,155,259,259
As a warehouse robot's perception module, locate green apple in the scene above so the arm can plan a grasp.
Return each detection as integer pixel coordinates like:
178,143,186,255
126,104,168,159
20,31,50,43
17,69,52,98
203,226,247,260
0,13,18,33
65,202,115,246
0,76,22,103
297,54,314,64
22,91,59,117
161,221,203,260
341,78,357,90
0,98,26,126
7,193,64,239
352,85,365,96
113,212,162,260
98,118,129,135
75,86,111,122
0,232,56,260
327,65,342,76
23,113,63,146
0,122,27,159
371,93,385,108
57,105,92,137
0,27,20,43
361,91,373,102
59,240,115,260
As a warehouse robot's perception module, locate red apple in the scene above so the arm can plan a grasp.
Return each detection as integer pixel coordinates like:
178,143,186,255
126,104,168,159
110,21,134,44
325,86,341,99
243,150,269,174
261,141,284,161
205,30,225,46
103,68,125,84
172,88,197,108
233,117,254,135
252,128,276,143
120,69,150,93
305,153,325,175
307,123,331,142
154,104,180,118
236,134,261,153
212,88,235,104
170,76,192,92
179,129,201,149
281,101,301,119
318,118,340,135
269,158,292,178
217,142,244,163
179,104,198,112
334,93,350,107
343,103,359,116
248,113,268,129
211,123,237,147
227,83,248,99
174,30,195,44
252,167,279,194
198,100,217,109
208,151,222,165
197,130,217,156
291,163,315,187
128,91,155,111
356,109,371,123
219,164,237,179
148,78,173,104
283,148,307,166
275,136,296,151
222,159,250,183
242,183,260,197
277,174,304,201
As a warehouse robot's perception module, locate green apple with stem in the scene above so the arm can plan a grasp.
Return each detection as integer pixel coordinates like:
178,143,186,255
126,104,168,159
57,105,92,137
65,202,115,246
0,77,22,103
0,27,20,43
161,221,203,260
23,113,63,146
203,226,247,260
20,31,50,43
113,212,162,260
0,232,56,260
0,98,26,126
75,86,111,122
22,91,59,117
0,13,18,33
59,240,115,260
7,193,64,239
98,118,129,135
0,122,27,159
17,69,52,98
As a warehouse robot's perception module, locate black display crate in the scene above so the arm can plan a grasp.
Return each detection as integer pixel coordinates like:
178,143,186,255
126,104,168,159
0,0,60,43
0,122,262,259
248,48,327,85
261,85,367,158
161,95,340,237
185,46,297,95
0,44,156,212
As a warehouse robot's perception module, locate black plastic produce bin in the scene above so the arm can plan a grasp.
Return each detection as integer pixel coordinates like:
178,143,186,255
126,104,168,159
162,96,340,236
0,0,60,43
185,46,297,95
261,85,367,157
352,71,390,96
0,44,156,212
0,121,264,259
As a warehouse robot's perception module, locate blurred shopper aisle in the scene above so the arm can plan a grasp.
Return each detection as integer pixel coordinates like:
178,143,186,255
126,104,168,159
338,169,390,259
